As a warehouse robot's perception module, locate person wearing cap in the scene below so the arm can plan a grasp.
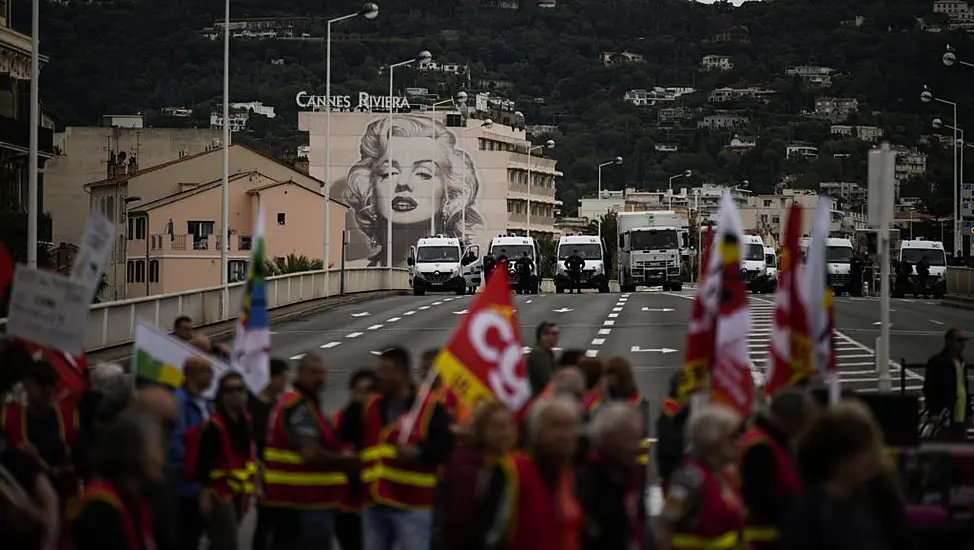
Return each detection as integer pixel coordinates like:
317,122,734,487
923,328,971,440
1,360,85,502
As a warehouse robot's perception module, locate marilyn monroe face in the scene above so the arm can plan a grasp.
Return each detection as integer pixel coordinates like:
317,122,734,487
374,136,447,225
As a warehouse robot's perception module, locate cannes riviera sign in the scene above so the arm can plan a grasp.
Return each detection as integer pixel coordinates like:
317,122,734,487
295,91,411,112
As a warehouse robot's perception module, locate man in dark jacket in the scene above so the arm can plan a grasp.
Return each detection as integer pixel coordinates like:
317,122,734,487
655,372,689,491
922,328,970,440
565,249,585,294
516,252,534,294
526,321,559,397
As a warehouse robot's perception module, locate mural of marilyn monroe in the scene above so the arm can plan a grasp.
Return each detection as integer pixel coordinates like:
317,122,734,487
344,114,485,267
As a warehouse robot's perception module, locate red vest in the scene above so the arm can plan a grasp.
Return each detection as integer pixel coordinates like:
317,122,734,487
67,479,154,550
361,394,439,509
1,403,77,455
333,408,365,513
660,397,681,417
263,390,347,509
498,452,582,550
738,426,800,546
586,393,651,466
670,461,744,550
207,413,258,501
581,392,602,413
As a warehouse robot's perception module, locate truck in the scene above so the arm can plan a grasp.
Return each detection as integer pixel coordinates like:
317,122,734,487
488,235,541,293
895,238,947,298
764,246,779,292
741,234,772,292
406,236,481,296
616,211,683,292
642,210,690,259
553,235,609,293
800,236,856,295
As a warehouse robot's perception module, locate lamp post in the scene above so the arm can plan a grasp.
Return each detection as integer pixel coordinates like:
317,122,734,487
668,170,691,208
934,117,965,252
596,156,623,237
457,119,493,243
526,139,555,237
27,0,38,267
921,86,961,255
325,3,379,275
429,91,467,235
943,44,974,69
219,0,231,314
387,50,433,268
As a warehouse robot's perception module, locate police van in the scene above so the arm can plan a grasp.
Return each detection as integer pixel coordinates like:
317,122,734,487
407,236,480,296
487,235,540,293
554,235,608,293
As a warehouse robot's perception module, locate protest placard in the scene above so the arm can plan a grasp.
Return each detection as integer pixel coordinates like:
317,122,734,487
7,265,89,356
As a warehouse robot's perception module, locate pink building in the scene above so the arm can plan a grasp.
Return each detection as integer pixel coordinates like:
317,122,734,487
85,144,347,298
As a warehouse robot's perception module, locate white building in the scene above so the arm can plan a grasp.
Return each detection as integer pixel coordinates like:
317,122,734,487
708,87,775,103
230,101,276,118
296,145,309,159
602,51,644,66
819,181,867,204
698,113,749,130
210,110,249,132
418,60,464,74
831,125,884,142
624,87,696,107
814,97,859,122
701,55,733,71
655,144,679,153
785,65,835,86
786,144,819,158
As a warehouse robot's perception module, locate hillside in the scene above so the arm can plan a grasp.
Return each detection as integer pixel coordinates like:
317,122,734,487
21,0,974,215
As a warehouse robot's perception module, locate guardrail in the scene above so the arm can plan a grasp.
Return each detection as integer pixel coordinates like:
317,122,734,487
1,268,410,352
948,267,974,297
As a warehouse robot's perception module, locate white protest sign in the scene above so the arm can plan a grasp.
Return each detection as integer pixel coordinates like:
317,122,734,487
7,265,89,356
71,212,115,300
132,321,231,399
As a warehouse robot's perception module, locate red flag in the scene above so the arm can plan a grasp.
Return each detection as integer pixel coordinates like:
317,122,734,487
677,225,717,404
765,205,812,394
19,340,88,401
433,260,532,416
0,243,12,295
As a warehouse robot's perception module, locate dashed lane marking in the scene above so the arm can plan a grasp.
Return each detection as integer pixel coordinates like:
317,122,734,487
290,353,305,360
367,324,383,330
931,319,944,325
387,317,401,322
586,350,600,357
598,328,612,335
604,320,615,326
419,306,430,310
592,338,605,345
432,301,443,306
403,311,416,316
320,342,340,349
346,332,363,338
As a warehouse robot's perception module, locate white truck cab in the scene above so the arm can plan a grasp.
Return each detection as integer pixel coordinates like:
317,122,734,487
407,236,480,296
898,238,947,298
741,235,771,292
554,235,608,293
488,235,541,293
800,236,856,295
764,246,778,291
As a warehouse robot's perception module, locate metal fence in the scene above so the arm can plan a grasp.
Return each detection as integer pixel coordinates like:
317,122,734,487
0,268,409,352
948,267,974,297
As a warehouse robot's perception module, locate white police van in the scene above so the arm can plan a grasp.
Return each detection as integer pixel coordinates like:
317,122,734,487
488,235,540,293
554,235,608,293
407,236,480,296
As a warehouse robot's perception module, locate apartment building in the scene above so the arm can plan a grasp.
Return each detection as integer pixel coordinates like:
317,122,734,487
624,87,696,107
698,113,749,130
785,65,835,86
831,125,884,142
708,87,776,103
701,55,733,71
814,97,859,122
602,51,644,66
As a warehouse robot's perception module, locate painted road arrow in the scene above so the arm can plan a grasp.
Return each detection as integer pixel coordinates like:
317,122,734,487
553,308,574,313
351,312,371,317
630,346,679,353
641,307,674,312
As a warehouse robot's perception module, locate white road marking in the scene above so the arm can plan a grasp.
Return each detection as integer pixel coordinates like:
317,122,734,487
387,317,401,322
367,324,383,330
443,298,454,302
290,353,305,360
432,301,443,306
370,351,381,355
320,342,340,349
403,311,416,316
598,328,612,335
419,306,430,310
641,308,674,312
586,350,600,357
553,308,574,313
622,294,631,298
612,307,623,312
453,310,469,315
526,300,533,303
630,346,678,353
592,338,605,345
931,319,944,325
351,312,370,317
608,313,619,318
347,332,363,338
604,320,615,326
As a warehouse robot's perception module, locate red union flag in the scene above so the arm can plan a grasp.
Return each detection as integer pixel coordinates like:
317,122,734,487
433,260,532,416
677,225,716,405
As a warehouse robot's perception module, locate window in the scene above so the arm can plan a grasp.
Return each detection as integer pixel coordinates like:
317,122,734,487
128,217,146,240
127,260,135,283
228,260,248,282
277,213,286,225
106,196,115,222
135,260,145,282
771,215,780,224
116,235,124,263
187,220,215,250
239,236,252,250
149,260,159,283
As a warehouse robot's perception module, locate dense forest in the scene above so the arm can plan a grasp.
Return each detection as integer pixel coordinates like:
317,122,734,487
16,0,974,215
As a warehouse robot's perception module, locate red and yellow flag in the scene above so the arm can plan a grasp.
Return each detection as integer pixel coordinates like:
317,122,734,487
677,225,716,404
765,204,812,394
433,261,533,416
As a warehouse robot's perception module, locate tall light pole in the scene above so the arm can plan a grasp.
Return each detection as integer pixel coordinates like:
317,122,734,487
596,156,623,237
220,0,231,315
27,0,38,267
526,139,555,237
934,117,965,252
325,3,379,274
387,50,433,269
429,91,467,235
458,119,493,243
668,169,691,208
921,86,961,255
943,44,974,69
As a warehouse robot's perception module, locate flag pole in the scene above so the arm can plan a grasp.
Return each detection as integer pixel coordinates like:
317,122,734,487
398,366,441,445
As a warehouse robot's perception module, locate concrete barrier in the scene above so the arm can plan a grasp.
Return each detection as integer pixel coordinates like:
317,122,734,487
0,268,410,352
948,266,974,297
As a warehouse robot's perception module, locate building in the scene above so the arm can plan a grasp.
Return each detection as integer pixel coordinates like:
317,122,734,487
708,87,775,103
44,126,222,254
725,136,756,153
84,144,340,299
701,55,733,71
418,60,464,75
298,109,561,268
602,51,644,66
230,101,276,118
655,144,679,153
819,181,867,204
893,146,927,180
711,26,750,43
101,114,145,128
831,125,884,142
785,65,834,86
479,0,519,7
933,0,974,31
623,87,695,107
739,190,866,238
578,185,752,225
813,97,859,122
210,109,250,132
659,107,692,125
698,113,749,130
786,144,819,159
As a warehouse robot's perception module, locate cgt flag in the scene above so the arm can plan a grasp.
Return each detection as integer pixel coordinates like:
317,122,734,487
433,260,533,416
803,199,839,403
764,204,812,394
677,225,717,404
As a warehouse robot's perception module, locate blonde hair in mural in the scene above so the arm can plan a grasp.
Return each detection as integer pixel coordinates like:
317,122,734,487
344,114,485,266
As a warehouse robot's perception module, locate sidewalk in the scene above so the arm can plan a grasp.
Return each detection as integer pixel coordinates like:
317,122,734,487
942,295,974,311
87,289,406,363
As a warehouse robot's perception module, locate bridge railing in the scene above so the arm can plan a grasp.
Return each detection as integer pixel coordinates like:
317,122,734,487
948,267,974,297
0,268,410,352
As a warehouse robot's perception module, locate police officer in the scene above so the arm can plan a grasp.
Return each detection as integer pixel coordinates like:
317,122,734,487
483,252,496,285
917,255,931,298
565,248,584,294
516,251,534,294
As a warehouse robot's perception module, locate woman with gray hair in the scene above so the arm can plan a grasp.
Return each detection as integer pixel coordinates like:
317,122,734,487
656,405,745,550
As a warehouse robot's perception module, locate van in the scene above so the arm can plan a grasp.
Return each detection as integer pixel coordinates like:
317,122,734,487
407,236,480,296
554,235,608,293
488,235,540,294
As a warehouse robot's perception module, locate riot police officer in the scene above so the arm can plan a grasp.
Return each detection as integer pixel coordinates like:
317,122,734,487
565,249,584,294
483,252,496,284
515,251,534,294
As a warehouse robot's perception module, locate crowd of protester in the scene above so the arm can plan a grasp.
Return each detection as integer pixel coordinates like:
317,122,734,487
0,316,940,550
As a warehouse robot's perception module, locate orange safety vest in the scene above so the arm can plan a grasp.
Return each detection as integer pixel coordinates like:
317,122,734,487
332,408,366,513
67,478,155,550
1,403,77,457
206,413,258,501
737,426,800,546
498,452,582,550
670,461,744,550
361,394,439,509
262,390,348,509
660,397,681,418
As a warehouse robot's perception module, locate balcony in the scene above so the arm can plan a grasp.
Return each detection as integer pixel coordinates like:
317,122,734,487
508,181,557,202
128,233,239,258
0,114,53,156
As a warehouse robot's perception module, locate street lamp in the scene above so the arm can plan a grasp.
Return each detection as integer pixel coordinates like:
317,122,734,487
218,0,233,314
933,117,965,251
921,86,961,255
668,169,691,208
325,3,379,274
457,119,493,243
526,139,555,237
428,91,467,234
943,44,974,68
596,156,623,237
27,0,38,266
386,50,433,268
